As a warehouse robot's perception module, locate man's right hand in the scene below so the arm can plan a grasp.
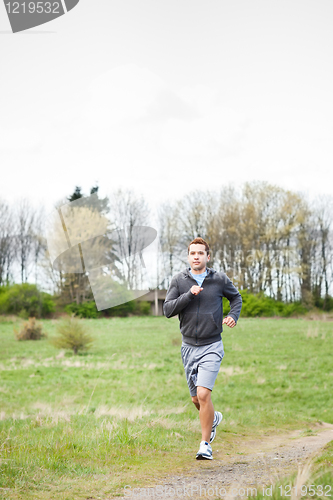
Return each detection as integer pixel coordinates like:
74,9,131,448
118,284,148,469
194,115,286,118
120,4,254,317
190,285,203,295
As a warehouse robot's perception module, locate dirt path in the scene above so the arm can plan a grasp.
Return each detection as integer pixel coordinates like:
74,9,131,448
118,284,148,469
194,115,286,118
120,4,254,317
117,422,333,499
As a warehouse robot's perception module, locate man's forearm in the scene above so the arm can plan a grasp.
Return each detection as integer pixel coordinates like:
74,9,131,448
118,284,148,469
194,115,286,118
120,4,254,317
223,276,242,323
163,288,195,318
227,294,242,323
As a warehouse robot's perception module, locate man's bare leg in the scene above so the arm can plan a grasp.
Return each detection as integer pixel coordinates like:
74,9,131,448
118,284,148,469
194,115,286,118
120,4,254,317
191,395,200,410
192,386,214,443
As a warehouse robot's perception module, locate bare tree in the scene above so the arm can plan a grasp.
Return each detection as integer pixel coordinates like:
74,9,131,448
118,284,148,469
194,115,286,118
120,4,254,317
15,199,36,284
172,189,221,270
311,194,333,307
158,201,182,288
215,185,242,281
0,199,16,286
108,188,150,290
31,205,48,286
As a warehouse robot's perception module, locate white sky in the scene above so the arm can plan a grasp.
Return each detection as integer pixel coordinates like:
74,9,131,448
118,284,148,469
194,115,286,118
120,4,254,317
1,0,333,217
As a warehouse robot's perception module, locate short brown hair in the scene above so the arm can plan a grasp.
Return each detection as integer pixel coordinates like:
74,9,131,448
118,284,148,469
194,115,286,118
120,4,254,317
188,237,210,255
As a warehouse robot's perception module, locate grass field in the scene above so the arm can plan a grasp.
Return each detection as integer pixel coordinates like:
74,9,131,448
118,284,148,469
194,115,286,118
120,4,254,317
0,316,333,499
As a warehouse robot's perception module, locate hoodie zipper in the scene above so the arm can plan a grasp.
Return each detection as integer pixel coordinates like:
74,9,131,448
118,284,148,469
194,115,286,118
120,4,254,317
196,294,200,345
186,268,210,346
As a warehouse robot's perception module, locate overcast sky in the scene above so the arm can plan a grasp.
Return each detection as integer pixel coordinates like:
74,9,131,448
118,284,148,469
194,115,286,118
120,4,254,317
1,0,333,217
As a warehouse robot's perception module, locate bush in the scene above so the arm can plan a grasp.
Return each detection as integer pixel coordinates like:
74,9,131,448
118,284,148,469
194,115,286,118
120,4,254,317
103,299,151,317
223,290,308,318
0,284,55,318
64,301,102,319
314,294,333,312
64,299,151,318
14,317,47,341
102,299,136,317
133,300,151,316
50,315,94,355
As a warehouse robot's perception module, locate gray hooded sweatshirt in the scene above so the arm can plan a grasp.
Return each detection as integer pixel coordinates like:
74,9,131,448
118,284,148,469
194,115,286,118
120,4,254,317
163,267,242,346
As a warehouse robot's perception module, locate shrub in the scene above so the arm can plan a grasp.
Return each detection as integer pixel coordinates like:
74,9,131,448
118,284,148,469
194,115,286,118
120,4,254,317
133,300,151,316
104,299,136,317
50,315,94,355
104,299,151,317
64,301,102,319
0,285,8,295
0,284,55,318
314,294,333,312
223,290,308,318
63,298,151,318
14,317,47,341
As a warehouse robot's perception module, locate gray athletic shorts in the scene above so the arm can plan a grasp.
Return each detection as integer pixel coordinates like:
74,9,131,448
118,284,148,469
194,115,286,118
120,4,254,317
180,340,224,397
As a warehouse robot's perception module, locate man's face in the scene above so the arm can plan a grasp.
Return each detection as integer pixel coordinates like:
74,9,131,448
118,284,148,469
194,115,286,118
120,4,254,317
187,244,210,272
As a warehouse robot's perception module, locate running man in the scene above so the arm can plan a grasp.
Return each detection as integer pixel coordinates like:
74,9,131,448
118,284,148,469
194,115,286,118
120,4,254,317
163,237,242,460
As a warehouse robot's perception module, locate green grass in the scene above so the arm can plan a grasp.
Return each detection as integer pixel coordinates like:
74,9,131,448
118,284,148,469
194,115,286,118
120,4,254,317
0,316,333,499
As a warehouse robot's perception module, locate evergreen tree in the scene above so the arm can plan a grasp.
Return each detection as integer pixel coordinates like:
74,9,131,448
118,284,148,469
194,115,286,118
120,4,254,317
59,184,116,306
68,186,83,202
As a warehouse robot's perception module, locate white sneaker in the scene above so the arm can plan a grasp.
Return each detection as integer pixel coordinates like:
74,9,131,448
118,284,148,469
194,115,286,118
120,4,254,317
210,411,223,443
196,440,213,460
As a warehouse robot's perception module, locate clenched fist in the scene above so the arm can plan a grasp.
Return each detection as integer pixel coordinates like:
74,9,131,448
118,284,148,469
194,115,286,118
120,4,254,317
190,285,203,295
222,316,236,328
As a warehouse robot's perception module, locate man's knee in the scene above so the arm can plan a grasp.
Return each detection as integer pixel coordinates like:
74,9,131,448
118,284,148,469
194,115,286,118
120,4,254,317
197,386,212,404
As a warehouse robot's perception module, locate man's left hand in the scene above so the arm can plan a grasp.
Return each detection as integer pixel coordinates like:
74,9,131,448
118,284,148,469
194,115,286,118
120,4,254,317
222,316,236,328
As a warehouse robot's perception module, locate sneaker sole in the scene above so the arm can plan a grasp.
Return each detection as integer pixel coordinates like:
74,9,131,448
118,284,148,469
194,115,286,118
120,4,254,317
196,453,213,460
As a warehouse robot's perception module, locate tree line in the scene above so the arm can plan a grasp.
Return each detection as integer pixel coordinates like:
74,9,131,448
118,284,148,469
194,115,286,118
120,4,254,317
158,182,333,308
0,181,332,309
